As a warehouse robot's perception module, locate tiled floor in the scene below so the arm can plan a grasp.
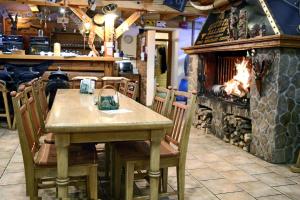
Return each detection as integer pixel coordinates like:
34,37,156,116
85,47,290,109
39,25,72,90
1,127,300,200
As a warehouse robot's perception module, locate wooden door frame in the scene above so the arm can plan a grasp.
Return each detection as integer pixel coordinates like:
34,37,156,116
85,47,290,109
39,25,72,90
155,30,173,87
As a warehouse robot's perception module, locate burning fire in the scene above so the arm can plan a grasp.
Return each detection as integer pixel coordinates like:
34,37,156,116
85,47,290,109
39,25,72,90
224,59,251,97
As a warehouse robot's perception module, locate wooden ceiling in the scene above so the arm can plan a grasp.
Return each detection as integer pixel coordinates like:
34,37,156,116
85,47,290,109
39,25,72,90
2,0,207,19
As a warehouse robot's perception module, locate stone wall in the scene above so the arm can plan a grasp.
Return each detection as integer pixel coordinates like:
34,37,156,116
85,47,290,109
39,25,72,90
188,55,199,92
190,47,300,164
250,48,300,163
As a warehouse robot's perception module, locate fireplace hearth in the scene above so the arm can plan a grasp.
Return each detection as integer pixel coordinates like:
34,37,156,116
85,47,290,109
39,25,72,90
184,0,300,164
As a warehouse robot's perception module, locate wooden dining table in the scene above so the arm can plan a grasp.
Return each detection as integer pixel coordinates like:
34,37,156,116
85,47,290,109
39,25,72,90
45,89,173,200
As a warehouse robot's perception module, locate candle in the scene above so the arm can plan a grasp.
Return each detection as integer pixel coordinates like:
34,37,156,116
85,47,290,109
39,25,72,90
54,43,61,56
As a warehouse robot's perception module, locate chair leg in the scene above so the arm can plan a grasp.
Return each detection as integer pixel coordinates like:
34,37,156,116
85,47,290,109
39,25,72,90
12,116,16,129
105,143,110,178
89,165,98,200
176,166,185,200
28,177,38,200
125,162,134,200
3,92,12,129
162,167,168,193
114,152,122,200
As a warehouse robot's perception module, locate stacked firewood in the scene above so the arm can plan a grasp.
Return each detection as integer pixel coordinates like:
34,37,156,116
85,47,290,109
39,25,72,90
193,107,212,129
223,115,252,151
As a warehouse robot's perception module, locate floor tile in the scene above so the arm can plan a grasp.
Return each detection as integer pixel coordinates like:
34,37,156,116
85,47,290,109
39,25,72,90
275,184,300,200
223,155,256,165
206,161,238,172
184,187,219,200
0,159,10,168
10,154,23,163
0,151,14,159
167,167,189,177
288,176,300,184
0,167,4,176
267,165,299,178
168,175,202,189
194,153,222,163
201,178,242,194
5,162,24,173
188,168,223,181
0,172,26,185
217,191,256,200
186,159,208,170
0,184,28,200
220,170,257,183
254,172,296,187
237,163,271,175
238,181,281,198
257,194,292,200
186,153,198,160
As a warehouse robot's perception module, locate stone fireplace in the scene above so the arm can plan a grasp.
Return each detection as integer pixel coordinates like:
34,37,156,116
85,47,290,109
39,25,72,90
184,0,300,163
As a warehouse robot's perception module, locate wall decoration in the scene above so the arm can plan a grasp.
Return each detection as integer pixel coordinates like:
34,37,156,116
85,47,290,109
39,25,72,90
163,0,187,12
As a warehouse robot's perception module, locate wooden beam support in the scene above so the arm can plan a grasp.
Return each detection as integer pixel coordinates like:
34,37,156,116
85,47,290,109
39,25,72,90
69,6,104,39
115,11,142,39
14,0,205,16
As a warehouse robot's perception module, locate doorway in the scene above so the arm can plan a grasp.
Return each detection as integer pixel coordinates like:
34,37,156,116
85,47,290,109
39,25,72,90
154,31,172,88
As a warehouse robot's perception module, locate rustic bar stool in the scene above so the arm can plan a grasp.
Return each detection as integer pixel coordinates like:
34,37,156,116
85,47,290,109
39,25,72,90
0,80,12,129
113,90,197,200
11,90,98,200
126,81,139,101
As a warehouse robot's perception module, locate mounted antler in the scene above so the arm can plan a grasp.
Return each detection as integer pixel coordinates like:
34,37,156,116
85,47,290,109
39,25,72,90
8,13,18,35
189,0,238,11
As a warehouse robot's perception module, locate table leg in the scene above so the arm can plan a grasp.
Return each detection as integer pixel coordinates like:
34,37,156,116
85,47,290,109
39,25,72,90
55,134,70,199
149,130,163,200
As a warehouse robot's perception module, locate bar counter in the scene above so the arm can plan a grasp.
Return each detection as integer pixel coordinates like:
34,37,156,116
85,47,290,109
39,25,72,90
0,54,121,77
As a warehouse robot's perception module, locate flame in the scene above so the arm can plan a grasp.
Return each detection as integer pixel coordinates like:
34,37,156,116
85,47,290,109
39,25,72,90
224,59,251,97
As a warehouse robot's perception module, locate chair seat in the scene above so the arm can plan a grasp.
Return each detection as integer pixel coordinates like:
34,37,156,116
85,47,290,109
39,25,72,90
35,144,96,166
115,140,179,161
43,132,55,144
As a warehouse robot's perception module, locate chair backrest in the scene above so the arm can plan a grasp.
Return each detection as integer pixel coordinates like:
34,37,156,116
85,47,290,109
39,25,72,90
151,85,171,116
0,80,8,93
165,90,196,158
118,79,128,95
35,79,48,120
126,81,138,101
24,82,44,138
11,90,38,169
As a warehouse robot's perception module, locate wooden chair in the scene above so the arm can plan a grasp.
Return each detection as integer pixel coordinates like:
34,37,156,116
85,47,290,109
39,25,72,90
11,90,98,200
126,81,138,101
151,85,172,116
70,76,100,89
34,78,48,120
102,76,129,89
0,80,12,129
118,79,129,95
23,82,55,144
113,90,197,200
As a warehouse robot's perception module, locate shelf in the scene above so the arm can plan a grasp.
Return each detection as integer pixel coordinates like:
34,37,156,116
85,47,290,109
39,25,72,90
0,54,120,62
183,35,300,54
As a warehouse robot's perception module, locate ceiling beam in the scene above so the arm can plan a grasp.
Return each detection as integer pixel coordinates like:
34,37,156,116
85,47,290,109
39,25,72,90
115,11,142,38
13,0,206,16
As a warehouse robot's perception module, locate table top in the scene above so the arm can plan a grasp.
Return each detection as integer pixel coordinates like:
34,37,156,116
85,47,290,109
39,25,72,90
45,89,173,133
